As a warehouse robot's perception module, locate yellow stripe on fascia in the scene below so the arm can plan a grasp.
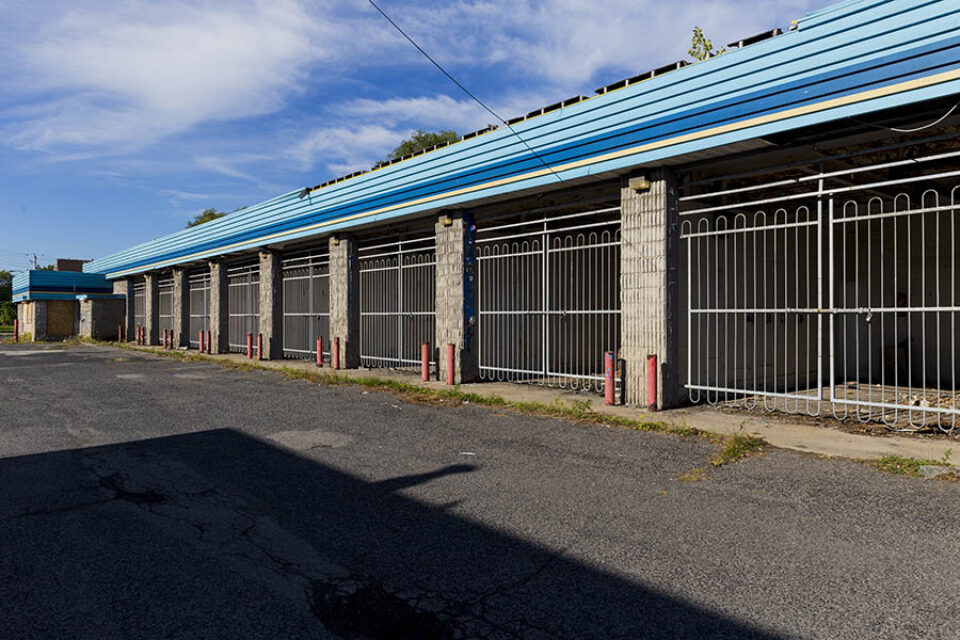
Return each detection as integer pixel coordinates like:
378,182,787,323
108,67,960,279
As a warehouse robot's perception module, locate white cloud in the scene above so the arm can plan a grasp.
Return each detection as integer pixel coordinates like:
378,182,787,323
291,125,407,174
2,0,333,153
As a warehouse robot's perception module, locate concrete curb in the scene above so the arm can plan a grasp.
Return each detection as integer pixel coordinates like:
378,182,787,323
95,342,959,466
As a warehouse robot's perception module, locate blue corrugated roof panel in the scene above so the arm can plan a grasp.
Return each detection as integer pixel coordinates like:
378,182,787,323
85,0,960,278
12,270,113,302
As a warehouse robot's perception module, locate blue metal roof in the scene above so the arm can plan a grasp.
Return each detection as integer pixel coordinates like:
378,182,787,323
13,270,113,302
86,0,960,278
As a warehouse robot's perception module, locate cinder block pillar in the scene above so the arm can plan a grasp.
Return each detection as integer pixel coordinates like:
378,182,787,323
258,250,283,360
329,235,360,368
621,169,681,409
172,268,190,347
435,211,479,383
209,260,229,354
144,273,160,346
113,278,135,341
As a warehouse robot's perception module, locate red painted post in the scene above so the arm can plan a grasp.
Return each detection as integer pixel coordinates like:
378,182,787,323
421,343,430,382
199,330,205,353
13,319,18,342
137,326,142,345
246,333,253,359
646,354,658,411
205,330,211,354
604,351,615,406
257,333,263,361
332,337,340,370
316,337,323,367
446,343,455,385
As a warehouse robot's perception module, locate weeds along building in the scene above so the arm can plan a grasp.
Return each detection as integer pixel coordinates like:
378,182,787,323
78,0,960,431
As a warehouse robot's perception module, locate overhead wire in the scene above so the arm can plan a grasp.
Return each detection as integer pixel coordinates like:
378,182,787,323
365,0,565,184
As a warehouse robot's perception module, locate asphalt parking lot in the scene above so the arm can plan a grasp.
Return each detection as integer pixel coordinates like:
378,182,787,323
1,342,958,639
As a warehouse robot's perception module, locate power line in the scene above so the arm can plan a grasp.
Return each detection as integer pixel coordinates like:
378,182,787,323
365,0,564,184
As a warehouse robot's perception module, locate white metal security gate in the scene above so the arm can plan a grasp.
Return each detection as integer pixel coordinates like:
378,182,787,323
157,275,174,333
188,271,210,348
133,280,145,331
227,263,259,353
680,134,960,432
477,207,621,392
359,234,436,369
282,249,330,361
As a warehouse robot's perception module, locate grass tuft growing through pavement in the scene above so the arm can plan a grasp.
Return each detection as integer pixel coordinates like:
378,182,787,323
710,432,765,467
865,454,951,478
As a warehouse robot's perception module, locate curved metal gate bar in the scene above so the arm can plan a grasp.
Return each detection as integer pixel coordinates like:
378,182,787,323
157,274,174,334
133,280,145,330
359,234,436,369
227,262,259,353
188,271,210,347
477,206,622,393
679,134,960,432
282,249,330,361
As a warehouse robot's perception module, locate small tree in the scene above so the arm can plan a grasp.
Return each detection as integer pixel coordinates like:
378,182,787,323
0,270,11,302
689,27,725,61
386,129,459,161
0,302,15,326
186,208,227,229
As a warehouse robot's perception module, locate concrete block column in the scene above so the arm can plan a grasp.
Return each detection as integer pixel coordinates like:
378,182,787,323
328,235,360,368
209,260,229,354
113,278,135,341
258,250,283,360
172,268,190,347
435,211,479,383
620,169,681,409
143,273,160,346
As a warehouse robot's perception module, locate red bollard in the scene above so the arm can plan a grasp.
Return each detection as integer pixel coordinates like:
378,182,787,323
206,330,212,354
13,319,18,343
246,333,253,359
333,337,340,370
316,336,323,367
446,343,455,385
604,351,616,406
421,343,430,382
199,330,205,353
137,326,142,345
647,354,658,411
257,333,263,361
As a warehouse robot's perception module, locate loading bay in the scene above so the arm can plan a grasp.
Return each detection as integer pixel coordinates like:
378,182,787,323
1,342,958,639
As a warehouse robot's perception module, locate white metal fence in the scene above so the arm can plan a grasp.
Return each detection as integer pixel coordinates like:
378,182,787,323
282,249,330,361
227,263,259,353
188,271,210,348
680,135,960,432
133,280,145,332
157,275,174,333
477,207,621,392
359,234,436,369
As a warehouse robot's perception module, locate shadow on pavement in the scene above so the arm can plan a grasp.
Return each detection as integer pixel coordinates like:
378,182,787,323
0,428,782,639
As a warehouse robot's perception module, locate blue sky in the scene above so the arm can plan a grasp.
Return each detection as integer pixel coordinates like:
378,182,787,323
0,0,833,272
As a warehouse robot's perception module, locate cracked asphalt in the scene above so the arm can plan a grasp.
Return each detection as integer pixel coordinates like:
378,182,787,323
1,342,959,639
